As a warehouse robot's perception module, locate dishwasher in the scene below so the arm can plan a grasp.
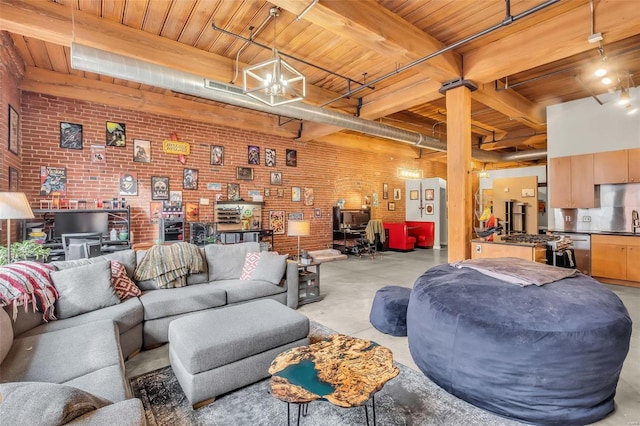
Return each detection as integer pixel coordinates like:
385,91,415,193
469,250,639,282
551,232,591,275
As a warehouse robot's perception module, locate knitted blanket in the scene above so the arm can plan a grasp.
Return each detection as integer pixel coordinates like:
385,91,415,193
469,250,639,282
134,243,204,288
0,261,58,321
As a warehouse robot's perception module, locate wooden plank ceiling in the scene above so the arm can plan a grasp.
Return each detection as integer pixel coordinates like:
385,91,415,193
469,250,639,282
2,0,640,166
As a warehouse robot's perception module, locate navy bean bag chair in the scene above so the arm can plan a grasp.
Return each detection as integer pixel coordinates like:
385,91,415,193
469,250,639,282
369,285,411,336
407,263,632,425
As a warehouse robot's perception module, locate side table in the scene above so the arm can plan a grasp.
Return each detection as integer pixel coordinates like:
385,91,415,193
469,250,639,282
297,262,322,305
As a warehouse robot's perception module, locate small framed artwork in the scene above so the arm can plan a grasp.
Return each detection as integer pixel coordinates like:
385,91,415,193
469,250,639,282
291,187,301,202
314,208,322,218
8,105,19,155
185,202,199,221
383,183,389,200
265,148,276,167
227,183,240,201
211,145,224,166
269,210,285,235
151,176,169,200
60,122,83,150
286,149,297,167
277,188,284,197
425,189,435,200
388,202,396,211
303,187,314,206
236,167,254,180
289,212,303,221
183,168,199,190
410,190,419,200
372,193,379,207
91,145,106,163
119,172,138,196
248,145,260,165
393,188,402,200
149,201,162,224
270,171,282,185
133,139,151,163
264,188,271,197
8,167,18,191
426,203,434,215
106,121,126,147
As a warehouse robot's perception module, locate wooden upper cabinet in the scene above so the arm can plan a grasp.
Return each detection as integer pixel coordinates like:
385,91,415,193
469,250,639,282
594,150,629,184
629,148,640,183
549,156,572,208
570,154,595,208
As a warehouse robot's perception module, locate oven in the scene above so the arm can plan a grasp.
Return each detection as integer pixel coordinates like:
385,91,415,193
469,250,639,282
551,232,591,276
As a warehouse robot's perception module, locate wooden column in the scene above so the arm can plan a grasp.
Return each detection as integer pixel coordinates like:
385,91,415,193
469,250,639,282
445,86,473,262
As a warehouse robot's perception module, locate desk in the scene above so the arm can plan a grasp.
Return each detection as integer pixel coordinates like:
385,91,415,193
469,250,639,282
332,228,365,254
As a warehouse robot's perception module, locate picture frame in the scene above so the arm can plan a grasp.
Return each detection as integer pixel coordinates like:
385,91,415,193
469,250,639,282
8,167,18,191
248,145,260,165
314,208,322,218
8,105,19,155
303,187,314,206
264,188,271,197
133,139,151,163
236,167,254,180
289,212,303,221
410,190,419,200
149,201,162,224
383,183,389,200
211,145,224,166
286,149,297,167
227,183,240,201
60,122,83,150
183,168,198,190
265,148,276,167
426,203,434,215
291,187,301,202
388,202,396,211
277,188,284,197
425,188,435,200
106,121,126,147
393,188,402,200
270,171,282,185
185,202,199,221
119,172,138,196
40,166,67,196
91,145,106,163
151,176,169,200
269,210,285,235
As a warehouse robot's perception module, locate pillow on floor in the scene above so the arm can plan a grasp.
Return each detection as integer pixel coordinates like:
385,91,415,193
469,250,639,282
50,261,120,319
110,260,141,301
241,252,288,285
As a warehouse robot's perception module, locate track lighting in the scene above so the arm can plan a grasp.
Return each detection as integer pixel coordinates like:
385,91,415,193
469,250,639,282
627,104,638,115
618,88,631,105
601,77,612,85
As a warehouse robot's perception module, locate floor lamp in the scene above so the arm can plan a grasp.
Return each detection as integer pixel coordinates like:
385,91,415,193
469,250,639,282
0,192,35,264
287,220,310,262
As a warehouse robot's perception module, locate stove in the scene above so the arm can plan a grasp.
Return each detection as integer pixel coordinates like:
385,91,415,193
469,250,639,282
501,234,560,245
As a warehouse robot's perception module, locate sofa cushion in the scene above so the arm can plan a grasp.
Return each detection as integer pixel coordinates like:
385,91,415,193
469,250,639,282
205,242,260,281
51,249,137,278
212,279,286,304
63,364,130,403
0,382,111,425
0,308,13,364
134,247,208,289
111,261,141,301
251,253,288,285
139,285,227,320
66,398,146,426
51,261,120,319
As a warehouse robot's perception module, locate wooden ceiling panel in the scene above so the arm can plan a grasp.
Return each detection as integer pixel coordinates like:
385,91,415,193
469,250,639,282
101,0,125,22
23,37,53,69
122,0,149,29
9,34,35,67
44,42,69,73
160,0,197,40
140,0,170,35
176,0,220,46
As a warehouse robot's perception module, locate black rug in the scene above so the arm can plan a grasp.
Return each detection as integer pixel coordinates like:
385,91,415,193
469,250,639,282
130,323,523,426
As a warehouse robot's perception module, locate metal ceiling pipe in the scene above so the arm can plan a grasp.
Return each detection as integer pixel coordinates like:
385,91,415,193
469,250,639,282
70,43,545,163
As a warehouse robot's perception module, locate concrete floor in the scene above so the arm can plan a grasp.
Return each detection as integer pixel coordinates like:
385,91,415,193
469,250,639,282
126,249,640,425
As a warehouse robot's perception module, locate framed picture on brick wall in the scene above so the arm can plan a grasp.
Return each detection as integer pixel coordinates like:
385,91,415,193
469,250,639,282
151,176,169,200
286,149,297,166
8,105,19,155
211,145,224,166
183,168,198,190
60,122,83,150
248,145,260,165
106,121,126,147
133,139,151,163
8,167,18,191
269,210,285,235
265,148,276,167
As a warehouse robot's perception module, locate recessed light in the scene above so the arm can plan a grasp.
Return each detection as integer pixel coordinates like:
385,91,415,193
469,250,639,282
594,68,607,77
601,77,612,85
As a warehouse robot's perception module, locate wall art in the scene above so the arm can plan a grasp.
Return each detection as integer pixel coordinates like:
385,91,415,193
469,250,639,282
133,139,151,163
149,201,162,224
303,187,314,206
8,167,18,191
289,212,303,221
60,122,83,150
169,191,183,209
151,176,169,200
207,182,221,190
426,203,434,215
236,167,254,180
265,148,276,167
382,183,389,200
264,188,271,196
388,202,396,211
119,172,138,196
185,202,199,221
248,145,260,165
269,210,285,235
211,145,224,166
410,190,419,200
425,188,434,200
314,208,322,218
393,188,402,200
183,168,198,190
8,105,19,155
91,145,106,163
40,166,67,196
106,121,126,147
291,187,301,202
277,188,284,197
286,149,297,166
227,183,240,201
270,171,282,185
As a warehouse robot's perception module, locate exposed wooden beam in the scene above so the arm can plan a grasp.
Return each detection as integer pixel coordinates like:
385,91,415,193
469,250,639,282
360,75,443,119
20,67,299,138
480,134,547,150
473,84,546,129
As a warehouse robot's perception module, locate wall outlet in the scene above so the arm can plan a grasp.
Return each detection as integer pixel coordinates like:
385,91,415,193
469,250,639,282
565,216,572,222
475,244,482,253
582,216,591,222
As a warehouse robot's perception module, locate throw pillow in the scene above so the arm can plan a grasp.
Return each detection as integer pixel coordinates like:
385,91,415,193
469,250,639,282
0,382,111,424
240,252,262,280
205,242,261,281
243,252,288,285
110,260,141,301
50,261,120,319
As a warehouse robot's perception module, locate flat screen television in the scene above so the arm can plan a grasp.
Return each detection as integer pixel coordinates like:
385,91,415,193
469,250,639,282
54,212,109,238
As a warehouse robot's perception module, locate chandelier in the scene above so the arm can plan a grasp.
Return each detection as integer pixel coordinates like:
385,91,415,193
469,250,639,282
243,8,306,107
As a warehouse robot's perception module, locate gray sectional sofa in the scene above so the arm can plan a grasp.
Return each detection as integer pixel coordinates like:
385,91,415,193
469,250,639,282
0,242,300,424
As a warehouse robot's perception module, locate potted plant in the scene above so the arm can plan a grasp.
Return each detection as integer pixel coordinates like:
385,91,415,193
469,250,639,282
0,240,51,266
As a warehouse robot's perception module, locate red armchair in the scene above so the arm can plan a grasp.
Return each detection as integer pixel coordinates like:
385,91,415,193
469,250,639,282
383,222,416,251
405,221,435,249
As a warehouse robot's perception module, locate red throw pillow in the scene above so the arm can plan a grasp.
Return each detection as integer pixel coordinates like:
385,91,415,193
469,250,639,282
110,260,141,301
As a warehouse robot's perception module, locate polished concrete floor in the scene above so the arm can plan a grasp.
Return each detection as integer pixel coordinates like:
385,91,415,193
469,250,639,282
126,249,640,425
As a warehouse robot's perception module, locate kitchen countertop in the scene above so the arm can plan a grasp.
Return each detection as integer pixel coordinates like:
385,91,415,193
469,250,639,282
470,237,543,247
550,230,640,237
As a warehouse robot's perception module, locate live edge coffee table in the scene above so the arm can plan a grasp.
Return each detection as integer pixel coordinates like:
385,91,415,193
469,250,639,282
268,334,399,425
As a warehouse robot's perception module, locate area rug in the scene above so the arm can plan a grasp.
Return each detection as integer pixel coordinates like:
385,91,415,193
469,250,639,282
130,323,523,426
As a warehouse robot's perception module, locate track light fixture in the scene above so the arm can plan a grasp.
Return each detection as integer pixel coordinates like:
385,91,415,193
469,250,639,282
594,47,608,77
618,88,630,105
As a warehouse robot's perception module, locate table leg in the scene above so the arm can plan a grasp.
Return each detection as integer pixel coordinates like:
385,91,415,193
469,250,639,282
372,395,376,425
287,402,290,426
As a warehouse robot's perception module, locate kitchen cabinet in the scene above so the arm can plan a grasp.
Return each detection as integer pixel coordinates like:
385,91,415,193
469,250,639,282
629,148,640,183
594,148,640,184
591,235,640,284
549,154,595,208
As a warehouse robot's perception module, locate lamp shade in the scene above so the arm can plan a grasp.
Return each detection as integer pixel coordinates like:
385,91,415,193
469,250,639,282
0,192,35,220
287,220,310,237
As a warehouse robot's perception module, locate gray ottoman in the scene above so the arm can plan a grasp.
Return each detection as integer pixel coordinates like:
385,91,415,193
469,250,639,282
169,299,309,407
370,285,411,336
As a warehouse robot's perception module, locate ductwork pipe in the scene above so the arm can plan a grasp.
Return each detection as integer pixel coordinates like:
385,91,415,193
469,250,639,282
71,44,546,163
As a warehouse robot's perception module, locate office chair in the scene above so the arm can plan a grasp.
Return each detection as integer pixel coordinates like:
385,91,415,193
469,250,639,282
62,232,103,260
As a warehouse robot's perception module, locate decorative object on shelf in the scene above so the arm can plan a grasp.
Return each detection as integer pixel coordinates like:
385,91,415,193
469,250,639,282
242,7,305,107
247,145,260,165
151,176,169,200
183,168,198,190
388,202,396,211
59,122,83,150
0,192,35,265
227,183,240,201
383,183,389,200
269,210,285,235
90,145,106,163
133,139,151,163
425,188,434,200
39,166,67,196
291,187,301,202
286,149,297,167
289,212,303,221
119,172,138,196
394,188,402,200
303,187,314,206
265,148,276,166
236,167,254,181
210,145,224,166
8,167,18,192
314,208,322,218
288,220,310,261
8,104,19,155
270,171,282,185
106,121,126,147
